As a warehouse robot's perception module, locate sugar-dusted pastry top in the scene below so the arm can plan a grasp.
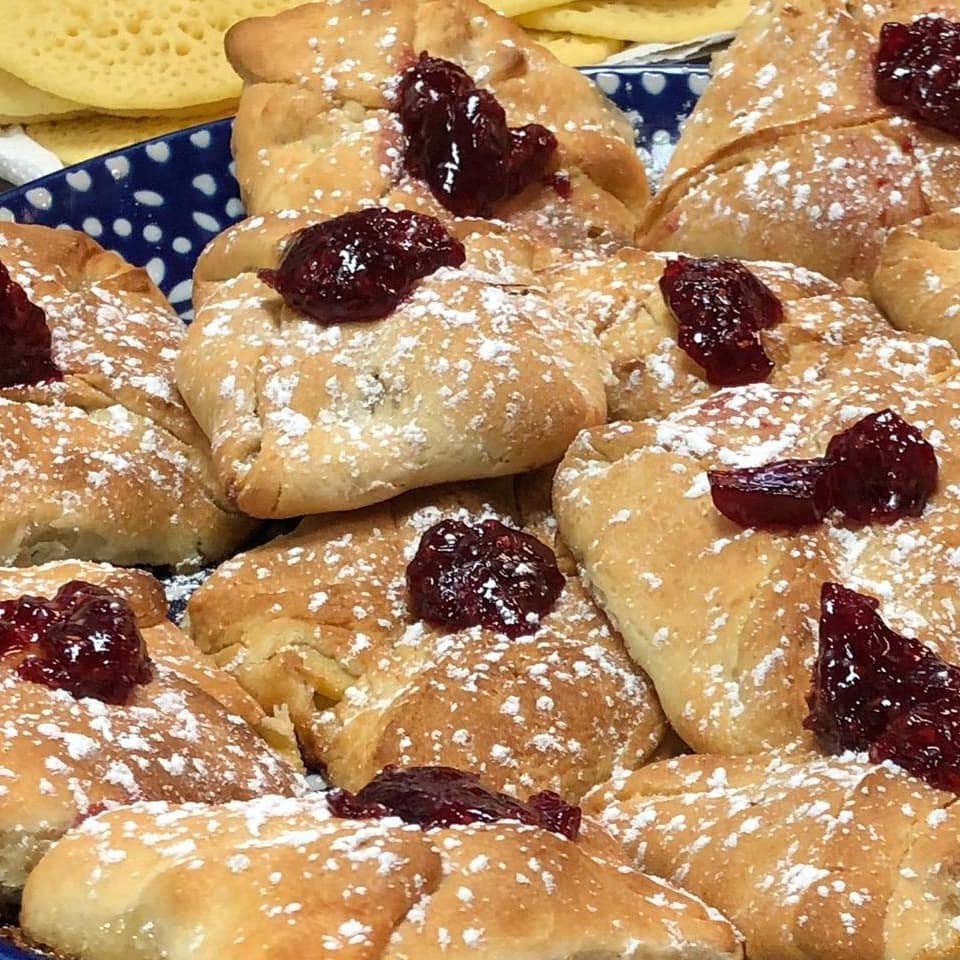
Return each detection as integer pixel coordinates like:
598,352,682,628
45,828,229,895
21,791,742,960
586,748,960,960
544,247,887,420
226,0,648,248
554,328,960,753
186,472,669,800
0,222,255,568
179,213,607,518
872,208,960,351
0,561,302,902
641,0,960,280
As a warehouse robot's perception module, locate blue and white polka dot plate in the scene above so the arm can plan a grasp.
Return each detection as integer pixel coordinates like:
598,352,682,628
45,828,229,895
0,65,706,322
0,62,706,960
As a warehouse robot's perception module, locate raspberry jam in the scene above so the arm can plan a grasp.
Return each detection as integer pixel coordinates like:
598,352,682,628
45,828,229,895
0,259,62,388
659,256,783,386
0,581,152,704
328,765,581,839
875,17,960,138
397,54,559,217
826,409,939,524
708,458,834,529
805,582,960,792
258,208,465,324
406,518,565,638
708,410,937,529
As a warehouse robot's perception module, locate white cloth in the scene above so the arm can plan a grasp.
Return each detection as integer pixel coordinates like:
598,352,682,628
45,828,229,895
0,125,62,187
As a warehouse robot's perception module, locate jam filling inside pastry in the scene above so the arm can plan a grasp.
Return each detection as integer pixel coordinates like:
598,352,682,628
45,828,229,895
806,581,960,792
659,256,784,386
397,53,559,217
875,16,960,138
708,408,938,528
0,259,61,388
258,208,465,323
0,581,152,704
406,518,565,637
328,764,582,839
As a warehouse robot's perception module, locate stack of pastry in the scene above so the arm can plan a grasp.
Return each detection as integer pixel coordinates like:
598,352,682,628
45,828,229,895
7,0,960,958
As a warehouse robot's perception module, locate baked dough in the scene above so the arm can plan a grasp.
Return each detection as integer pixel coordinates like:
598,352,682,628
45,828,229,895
179,213,607,518
872,208,960,350
641,0,960,281
0,223,255,568
554,338,960,754
586,748,960,960
186,472,670,800
545,248,887,420
226,0,649,247
0,561,302,902
21,793,743,960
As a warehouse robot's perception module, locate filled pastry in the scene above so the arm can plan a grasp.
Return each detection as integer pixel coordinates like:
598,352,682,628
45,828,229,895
554,338,960,753
0,561,302,903
225,0,649,248
0,223,255,568
586,748,960,960
545,249,890,420
642,0,960,282
178,210,606,517
186,472,670,800
20,765,742,960
872,207,960,350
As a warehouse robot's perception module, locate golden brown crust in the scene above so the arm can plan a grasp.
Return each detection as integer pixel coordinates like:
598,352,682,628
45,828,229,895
544,249,885,420
179,214,607,518
187,474,668,801
871,208,960,350
585,749,960,960
225,0,648,247
641,0,960,281
21,795,742,960
0,223,256,568
0,561,302,902
554,333,960,754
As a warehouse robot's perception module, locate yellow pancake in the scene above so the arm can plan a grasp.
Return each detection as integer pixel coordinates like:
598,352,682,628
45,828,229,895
0,1,303,112
27,107,234,166
528,29,626,65
518,0,752,43
0,69,83,123
484,0,572,16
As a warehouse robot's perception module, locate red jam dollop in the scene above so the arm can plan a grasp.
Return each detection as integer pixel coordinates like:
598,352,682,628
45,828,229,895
0,259,62,388
328,765,581,839
406,518,565,638
708,409,937,529
258,208,465,324
805,582,960,792
0,580,152,704
875,17,960,138
659,256,784,386
397,53,559,217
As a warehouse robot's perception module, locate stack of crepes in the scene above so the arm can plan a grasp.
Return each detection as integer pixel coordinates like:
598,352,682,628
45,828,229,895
484,0,752,64
0,0,308,166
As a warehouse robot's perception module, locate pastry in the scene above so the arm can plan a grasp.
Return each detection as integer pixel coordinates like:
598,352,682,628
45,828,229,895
225,0,649,248
186,472,669,800
0,222,255,568
586,748,960,960
872,208,960,350
179,210,607,518
0,560,302,902
21,765,743,960
545,248,887,420
641,0,960,282
553,329,960,754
